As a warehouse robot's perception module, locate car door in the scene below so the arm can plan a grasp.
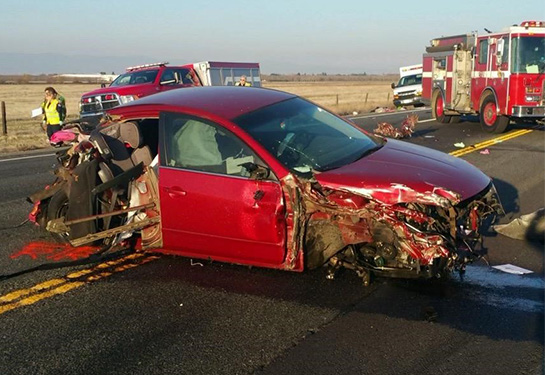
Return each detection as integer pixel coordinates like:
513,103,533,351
158,112,287,266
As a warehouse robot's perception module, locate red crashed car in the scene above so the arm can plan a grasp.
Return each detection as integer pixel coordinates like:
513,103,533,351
28,86,503,284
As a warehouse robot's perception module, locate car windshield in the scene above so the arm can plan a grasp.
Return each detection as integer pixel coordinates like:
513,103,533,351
109,70,159,87
397,73,422,87
234,97,381,173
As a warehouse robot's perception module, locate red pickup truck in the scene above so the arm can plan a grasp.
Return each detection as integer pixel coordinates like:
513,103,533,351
79,61,261,118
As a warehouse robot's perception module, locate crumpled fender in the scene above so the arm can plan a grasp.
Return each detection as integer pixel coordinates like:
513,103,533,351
279,173,463,270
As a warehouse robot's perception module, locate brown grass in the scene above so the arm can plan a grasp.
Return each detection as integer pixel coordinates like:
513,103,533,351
0,81,394,154
264,81,393,115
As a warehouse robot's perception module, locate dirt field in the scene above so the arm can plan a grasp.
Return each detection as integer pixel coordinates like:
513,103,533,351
0,81,393,153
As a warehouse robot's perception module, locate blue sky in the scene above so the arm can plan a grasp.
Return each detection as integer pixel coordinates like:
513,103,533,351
1,0,544,74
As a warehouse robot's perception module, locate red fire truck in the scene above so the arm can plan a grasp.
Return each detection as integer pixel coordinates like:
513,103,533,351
422,21,545,133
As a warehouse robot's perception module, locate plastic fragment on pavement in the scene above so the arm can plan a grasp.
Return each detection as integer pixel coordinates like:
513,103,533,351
492,264,533,275
190,259,204,267
454,142,465,148
493,208,545,241
479,148,490,155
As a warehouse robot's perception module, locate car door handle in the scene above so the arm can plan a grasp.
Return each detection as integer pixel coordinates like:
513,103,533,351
163,186,187,198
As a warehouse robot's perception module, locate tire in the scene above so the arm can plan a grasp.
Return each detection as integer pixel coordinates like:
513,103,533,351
46,190,70,243
480,95,510,133
432,91,452,123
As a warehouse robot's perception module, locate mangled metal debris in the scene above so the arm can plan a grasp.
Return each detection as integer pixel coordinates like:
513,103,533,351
373,114,418,139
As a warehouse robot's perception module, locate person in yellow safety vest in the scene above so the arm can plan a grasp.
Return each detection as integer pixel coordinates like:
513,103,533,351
235,75,252,86
41,86,66,142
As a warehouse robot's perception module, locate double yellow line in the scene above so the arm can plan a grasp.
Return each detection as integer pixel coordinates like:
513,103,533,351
0,252,159,315
449,128,534,157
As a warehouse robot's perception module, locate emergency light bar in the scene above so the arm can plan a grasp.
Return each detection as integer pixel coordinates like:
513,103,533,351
520,21,544,28
126,62,169,71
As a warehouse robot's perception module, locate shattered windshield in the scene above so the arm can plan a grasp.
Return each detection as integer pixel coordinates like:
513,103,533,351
109,70,159,86
234,97,381,173
511,36,545,73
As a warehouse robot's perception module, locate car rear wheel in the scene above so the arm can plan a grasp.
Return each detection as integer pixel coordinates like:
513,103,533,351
432,91,452,123
480,95,509,133
46,190,70,243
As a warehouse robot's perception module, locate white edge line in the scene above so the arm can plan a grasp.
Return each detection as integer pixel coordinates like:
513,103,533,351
0,153,56,163
418,118,436,123
348,107,429,120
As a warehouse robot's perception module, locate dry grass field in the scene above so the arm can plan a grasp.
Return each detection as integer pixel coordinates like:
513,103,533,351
0,81,393,154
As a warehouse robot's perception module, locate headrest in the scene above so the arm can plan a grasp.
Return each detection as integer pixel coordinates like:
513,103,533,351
119,122,142,148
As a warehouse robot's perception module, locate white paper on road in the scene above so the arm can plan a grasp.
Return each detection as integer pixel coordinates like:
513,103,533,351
31,107,42,118
492,264,533,275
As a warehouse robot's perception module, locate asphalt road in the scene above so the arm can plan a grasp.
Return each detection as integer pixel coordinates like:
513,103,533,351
0,110,543,375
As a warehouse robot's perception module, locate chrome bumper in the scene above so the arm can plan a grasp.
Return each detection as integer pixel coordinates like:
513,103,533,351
511,105,545,118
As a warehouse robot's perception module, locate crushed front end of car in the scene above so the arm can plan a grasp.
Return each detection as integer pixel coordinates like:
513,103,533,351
281,173,504,284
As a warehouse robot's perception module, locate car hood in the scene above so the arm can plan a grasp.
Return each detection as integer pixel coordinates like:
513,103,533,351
315,139,491,206
394,83,421,92
81,84,155,97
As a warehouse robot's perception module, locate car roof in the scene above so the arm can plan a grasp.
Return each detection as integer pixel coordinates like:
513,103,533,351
117,86,297,120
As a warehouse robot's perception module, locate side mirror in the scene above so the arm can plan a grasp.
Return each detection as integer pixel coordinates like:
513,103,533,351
239,162,270,180
496,39,505,66
391,82,396,89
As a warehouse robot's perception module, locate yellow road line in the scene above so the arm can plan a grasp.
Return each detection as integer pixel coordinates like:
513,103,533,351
449,129,534,157
0,281,85,315
0,278,66,303
0,252,159,315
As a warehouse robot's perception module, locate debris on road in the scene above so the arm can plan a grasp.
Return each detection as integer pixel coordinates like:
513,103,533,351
492,264,533,275
479,149,490,155
370,106,396,113
494,208,545,242
454,142,466,148
373,114,418,139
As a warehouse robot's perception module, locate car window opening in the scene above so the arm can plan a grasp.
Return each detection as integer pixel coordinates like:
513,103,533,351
161,113,275,180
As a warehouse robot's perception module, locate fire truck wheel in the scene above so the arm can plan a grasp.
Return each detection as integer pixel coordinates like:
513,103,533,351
432,91,451,124
480,95,509,133
46,190,70,243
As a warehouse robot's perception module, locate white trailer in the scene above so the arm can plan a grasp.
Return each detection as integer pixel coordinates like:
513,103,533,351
193,61,261,87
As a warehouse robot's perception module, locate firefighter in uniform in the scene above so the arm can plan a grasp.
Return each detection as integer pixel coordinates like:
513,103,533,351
235,75,252,86
41,86,66,142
